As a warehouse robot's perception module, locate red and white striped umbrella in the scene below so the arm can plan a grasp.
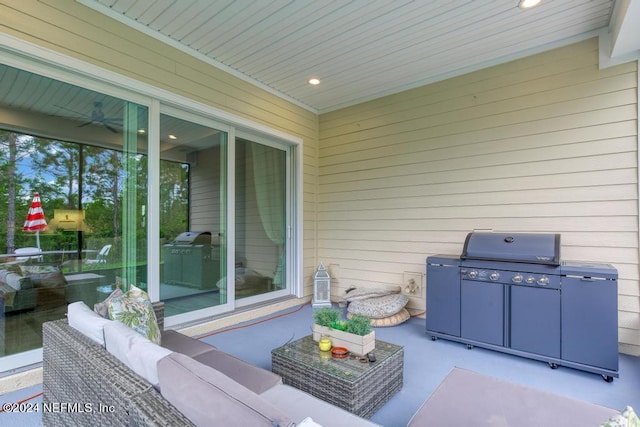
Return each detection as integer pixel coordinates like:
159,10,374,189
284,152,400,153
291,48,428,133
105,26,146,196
23,192,48,248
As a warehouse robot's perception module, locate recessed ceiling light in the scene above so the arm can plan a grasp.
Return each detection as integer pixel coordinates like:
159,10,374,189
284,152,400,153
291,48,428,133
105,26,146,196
137,129,146,134
308,78,320,85
168,134,177,140
519,0,541,9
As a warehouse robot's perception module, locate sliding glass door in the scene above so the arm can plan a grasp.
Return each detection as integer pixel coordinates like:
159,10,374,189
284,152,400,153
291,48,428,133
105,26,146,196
0,62,148,366
158,111,228,317
234,137,290,304
0,49,301,370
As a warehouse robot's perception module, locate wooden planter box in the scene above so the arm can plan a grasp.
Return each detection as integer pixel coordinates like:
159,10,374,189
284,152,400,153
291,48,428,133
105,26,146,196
312,324,375,356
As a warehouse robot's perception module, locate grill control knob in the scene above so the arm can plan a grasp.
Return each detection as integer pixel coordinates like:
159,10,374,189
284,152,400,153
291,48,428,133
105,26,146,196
525,276,535,284
512,274,523,283
467,270,478,279
537,276,550,286
489,272,500,281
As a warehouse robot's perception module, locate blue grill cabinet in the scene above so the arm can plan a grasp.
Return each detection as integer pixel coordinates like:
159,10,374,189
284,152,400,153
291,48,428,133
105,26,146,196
426,232,619,382
561,263,618,373
509,281,561,359
460,276,505,347
426,256,460,337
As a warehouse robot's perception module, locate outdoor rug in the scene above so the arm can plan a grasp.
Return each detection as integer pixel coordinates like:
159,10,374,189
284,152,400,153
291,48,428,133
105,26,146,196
407,367,619,426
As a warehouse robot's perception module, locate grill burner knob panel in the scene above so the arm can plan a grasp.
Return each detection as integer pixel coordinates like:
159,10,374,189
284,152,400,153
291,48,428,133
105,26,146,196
512,274,523,283
467,270,478,279
537,276,550,286
525,276,535,284
489,272,500,281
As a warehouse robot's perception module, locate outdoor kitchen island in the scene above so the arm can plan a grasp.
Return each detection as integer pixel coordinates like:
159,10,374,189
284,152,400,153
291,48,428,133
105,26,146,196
426,232,619,382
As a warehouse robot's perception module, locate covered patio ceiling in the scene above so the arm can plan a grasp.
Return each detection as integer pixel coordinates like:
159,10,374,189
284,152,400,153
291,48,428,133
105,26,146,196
80,0,640,113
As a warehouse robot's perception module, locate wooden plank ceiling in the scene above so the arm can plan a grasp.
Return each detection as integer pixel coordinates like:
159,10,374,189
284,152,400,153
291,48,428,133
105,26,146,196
79,0,622,113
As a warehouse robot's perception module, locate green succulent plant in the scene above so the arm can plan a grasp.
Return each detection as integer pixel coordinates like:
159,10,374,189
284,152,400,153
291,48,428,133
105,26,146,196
313,307,372,336
331,319,348,331
313,307,341,327
346,314,372,336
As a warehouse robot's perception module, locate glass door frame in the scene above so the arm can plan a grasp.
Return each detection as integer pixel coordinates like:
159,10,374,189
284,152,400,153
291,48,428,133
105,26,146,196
155,105,234,327
233,131,297,307
0,44,156,373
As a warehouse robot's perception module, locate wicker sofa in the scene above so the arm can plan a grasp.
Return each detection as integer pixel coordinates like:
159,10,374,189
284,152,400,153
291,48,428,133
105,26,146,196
0,262,74,314
42,302,380,426
0,265,38,313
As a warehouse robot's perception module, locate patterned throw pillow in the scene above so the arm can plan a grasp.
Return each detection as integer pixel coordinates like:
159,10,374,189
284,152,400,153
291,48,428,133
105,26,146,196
94,287,124,318
20,264,66,288
0,269,33,291
342,285,402,302
601,406,640,427
347,308,411,327
0,263,22,274
20,264,59,274
347,293,409,318
108,285,161,344
370,308,411,327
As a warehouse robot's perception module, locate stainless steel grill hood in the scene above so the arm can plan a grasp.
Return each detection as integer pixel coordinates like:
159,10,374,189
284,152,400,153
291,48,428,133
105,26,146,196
460,232,561,266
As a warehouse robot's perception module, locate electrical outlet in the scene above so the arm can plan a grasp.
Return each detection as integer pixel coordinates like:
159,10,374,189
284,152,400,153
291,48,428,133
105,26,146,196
403,272,422,295
328,264,340,281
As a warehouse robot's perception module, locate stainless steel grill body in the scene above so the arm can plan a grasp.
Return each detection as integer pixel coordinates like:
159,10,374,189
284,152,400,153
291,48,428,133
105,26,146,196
426,232,618,381
163,231,218,289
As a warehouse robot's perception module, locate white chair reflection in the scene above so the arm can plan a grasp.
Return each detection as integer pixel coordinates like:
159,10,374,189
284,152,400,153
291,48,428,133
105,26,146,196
85,244,112,265
15,247,43,262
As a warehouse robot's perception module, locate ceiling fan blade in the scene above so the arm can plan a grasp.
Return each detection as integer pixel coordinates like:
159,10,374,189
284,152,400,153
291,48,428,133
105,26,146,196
104,123,118,133
53,104,87,117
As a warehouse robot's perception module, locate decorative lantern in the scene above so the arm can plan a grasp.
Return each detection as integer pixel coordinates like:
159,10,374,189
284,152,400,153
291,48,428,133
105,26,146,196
313,262,331,308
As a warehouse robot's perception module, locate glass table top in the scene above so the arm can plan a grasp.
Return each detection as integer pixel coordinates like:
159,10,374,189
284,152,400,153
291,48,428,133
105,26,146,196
271,335,403,382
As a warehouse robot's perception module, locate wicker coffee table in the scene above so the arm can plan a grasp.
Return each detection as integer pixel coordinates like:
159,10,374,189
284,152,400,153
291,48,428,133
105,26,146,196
271,335,403,418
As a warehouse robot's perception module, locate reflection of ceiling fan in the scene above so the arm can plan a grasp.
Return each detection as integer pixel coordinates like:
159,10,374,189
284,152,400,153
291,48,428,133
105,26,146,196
79,101,122,133
55,101,123,133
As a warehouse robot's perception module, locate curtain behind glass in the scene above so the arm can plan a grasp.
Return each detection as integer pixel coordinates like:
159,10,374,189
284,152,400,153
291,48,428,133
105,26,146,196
250,143,286,288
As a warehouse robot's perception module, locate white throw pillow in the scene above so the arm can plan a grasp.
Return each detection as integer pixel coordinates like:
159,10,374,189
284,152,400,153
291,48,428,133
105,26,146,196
103,320,172,389
67,301,113,346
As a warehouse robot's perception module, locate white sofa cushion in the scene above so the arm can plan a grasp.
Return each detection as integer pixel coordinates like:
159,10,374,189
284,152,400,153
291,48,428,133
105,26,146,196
158,352,294,427
103,320,172,388
67,301,113,346
260,384,382,427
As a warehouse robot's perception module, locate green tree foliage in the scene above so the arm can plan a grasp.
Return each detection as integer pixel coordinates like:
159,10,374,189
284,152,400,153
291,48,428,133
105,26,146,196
84,149,124,237
0,131,46,252
30,139,78,207
159,161,189,240
0,130,189,254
